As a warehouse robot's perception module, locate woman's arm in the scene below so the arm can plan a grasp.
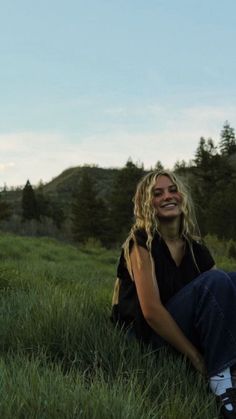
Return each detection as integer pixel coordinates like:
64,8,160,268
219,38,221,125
130,245,205,374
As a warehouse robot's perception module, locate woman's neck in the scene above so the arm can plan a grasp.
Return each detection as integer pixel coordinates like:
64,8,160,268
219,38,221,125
159,217,181,241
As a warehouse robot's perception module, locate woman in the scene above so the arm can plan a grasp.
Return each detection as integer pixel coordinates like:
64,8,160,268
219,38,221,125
111,169,236,419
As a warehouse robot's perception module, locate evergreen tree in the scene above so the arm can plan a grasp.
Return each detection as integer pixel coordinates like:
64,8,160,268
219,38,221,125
22,180,39,220
36,190,65,228
192,137,220,235
194,137,217,171
174,160,187,172
50,202,65,229
72,172,107,243
36,188,51,219
219,121,236,156
94,197,111,246
155,160,164,171
192,134,235,238
109,160,144,243
206,184,236,239
34,183,65,228
0,195,11,221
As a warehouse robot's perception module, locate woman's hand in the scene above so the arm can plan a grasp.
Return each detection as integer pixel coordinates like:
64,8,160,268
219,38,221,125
189,351,206,375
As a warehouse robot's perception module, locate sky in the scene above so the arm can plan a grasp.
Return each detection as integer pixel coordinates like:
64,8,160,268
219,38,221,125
1,0,236,187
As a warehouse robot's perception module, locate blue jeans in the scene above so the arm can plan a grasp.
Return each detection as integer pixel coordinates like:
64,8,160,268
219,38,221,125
145,270,236,377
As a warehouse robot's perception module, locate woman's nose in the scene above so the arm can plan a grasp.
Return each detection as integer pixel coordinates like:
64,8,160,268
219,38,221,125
163,189,172,200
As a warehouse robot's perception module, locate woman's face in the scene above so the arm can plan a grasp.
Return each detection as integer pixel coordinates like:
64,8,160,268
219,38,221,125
152,175,182,219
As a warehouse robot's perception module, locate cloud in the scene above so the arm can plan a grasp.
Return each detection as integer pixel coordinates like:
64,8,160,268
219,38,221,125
179,105,236,128
0,131,65,153
101,103,236,141
0,162,15,171
1,104,236,186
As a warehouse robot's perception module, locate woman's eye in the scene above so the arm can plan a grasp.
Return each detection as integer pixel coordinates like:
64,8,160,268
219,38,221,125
169,186,177,193
153,191,162,197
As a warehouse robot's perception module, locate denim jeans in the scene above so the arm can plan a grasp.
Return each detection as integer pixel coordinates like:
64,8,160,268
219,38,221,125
145,270,236,377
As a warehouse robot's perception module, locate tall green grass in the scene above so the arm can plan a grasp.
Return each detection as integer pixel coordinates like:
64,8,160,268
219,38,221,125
0,233,234,418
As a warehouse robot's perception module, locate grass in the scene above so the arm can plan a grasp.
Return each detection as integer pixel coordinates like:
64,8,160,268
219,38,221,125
0,233,235,418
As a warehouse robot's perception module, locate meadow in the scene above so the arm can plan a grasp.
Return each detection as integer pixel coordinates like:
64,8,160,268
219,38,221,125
0,233,235,419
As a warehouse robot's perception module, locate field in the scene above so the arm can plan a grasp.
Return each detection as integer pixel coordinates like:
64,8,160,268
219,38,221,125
0,233,235,418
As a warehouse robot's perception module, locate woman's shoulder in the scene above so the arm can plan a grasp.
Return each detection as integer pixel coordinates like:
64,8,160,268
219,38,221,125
131,228,161,252
133,228,148,246
191,237,209,250
189,237,215,270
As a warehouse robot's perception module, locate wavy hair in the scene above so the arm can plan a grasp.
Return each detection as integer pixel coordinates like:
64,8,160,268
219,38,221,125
123,169,201,274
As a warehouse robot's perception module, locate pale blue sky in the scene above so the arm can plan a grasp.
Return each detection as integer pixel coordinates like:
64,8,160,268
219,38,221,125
1,0,236,186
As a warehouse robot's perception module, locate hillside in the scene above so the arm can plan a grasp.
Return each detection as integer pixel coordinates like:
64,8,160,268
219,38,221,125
3,165,120,214
2,152,236,243
43,165,119,205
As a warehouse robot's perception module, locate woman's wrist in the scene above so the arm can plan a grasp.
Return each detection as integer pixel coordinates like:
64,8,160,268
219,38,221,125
187,347,206,374
187,347,200,362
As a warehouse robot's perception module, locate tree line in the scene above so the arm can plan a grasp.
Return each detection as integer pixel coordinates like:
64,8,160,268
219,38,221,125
0,121,236,247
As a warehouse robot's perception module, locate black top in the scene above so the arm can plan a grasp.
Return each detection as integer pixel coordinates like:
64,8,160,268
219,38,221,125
113,229,215,343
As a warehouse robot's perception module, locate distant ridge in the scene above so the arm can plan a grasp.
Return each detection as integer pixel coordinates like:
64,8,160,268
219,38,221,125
4,165,120,213
43,165,119,202
4,150,236,214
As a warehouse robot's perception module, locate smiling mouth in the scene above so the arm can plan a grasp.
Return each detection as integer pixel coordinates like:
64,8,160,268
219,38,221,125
160,203,177,208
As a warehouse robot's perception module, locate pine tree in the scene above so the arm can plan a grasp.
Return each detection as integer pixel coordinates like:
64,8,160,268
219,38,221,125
72,171,106,243
174,160,187,172
192,137,219,235
36,188,51,219
50,202,65,229
207,184,236,239
219,121,236,156
109,160,144,243
194,137,217,170
192,134,235,237
155,160,164,171
34,183,65,228
0,195,11,221
22,180,39,220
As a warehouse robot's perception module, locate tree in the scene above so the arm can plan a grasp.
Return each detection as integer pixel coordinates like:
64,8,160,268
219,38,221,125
49,202,65,229
194,137,217,170
71,171,107,244
174,160,187,172
109,160,144,243
192,133,236,238
206,184,236,239
36,188,51,219
219,121,236,156
35,187,65,228
0,195,11,221
192,138,221,235
155,160,164,171
22,180,39,220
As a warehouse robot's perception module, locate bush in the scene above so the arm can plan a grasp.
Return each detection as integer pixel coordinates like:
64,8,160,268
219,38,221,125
0,214,71,242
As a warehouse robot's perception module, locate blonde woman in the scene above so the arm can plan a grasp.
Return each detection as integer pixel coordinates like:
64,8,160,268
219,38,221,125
111,170,236,419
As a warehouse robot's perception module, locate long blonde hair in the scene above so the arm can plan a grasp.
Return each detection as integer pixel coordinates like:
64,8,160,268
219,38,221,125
123,169,201,273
